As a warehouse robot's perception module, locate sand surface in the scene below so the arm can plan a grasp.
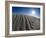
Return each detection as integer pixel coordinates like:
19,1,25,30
12,14,40,31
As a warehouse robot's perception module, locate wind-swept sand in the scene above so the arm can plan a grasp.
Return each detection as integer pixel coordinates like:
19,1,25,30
12,14,40,31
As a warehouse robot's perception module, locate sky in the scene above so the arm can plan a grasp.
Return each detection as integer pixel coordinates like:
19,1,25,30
12,7,40,17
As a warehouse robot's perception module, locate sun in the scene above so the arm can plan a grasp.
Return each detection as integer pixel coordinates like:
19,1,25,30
32,10,35,15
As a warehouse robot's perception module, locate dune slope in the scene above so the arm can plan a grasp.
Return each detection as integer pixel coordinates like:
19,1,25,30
12,14,40,31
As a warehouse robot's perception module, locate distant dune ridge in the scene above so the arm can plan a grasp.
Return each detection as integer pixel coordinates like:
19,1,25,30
12,14,40,31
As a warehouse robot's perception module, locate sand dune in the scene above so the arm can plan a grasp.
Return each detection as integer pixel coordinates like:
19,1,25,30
12,14,40,31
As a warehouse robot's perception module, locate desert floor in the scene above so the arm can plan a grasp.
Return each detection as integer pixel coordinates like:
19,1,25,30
12,14,40,31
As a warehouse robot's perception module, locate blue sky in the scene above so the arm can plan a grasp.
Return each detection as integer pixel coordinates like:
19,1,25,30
12,7,40,17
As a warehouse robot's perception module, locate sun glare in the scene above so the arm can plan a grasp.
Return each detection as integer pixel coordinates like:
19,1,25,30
32,10,35,15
